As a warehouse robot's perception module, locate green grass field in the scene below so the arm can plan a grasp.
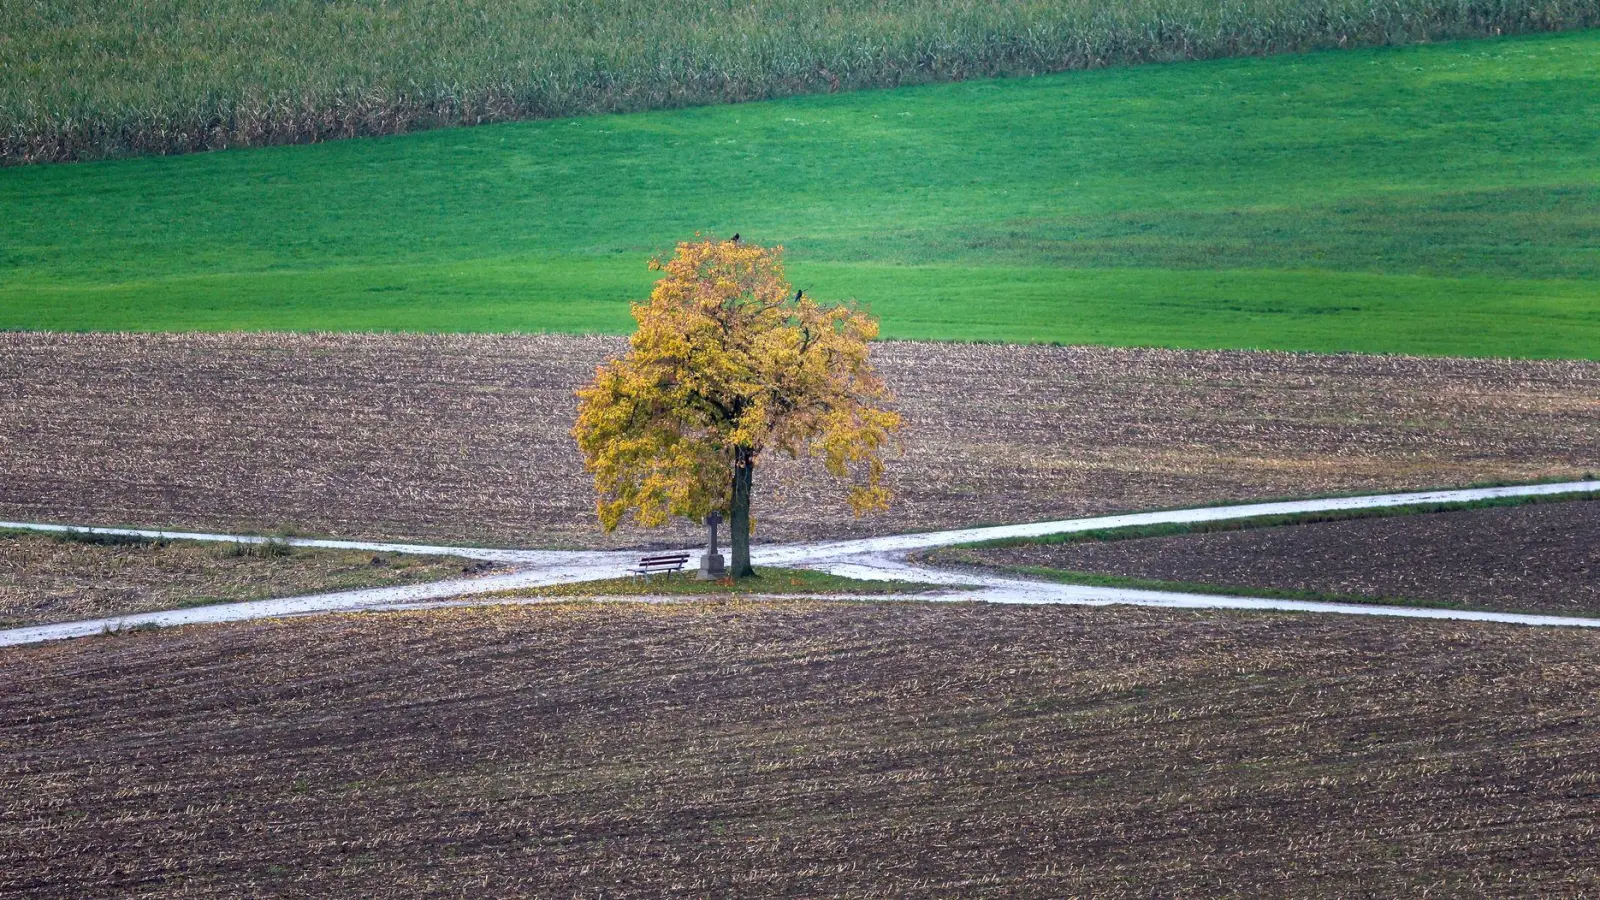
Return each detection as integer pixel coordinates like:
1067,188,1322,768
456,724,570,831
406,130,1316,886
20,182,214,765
3,31,1598,357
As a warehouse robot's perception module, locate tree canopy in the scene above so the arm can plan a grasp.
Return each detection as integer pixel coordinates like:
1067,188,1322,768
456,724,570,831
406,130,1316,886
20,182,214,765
572,237,901,575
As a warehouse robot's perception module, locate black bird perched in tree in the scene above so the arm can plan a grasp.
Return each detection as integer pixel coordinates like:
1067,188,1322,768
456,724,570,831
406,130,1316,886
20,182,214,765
794,289,804,301
729,232,740,243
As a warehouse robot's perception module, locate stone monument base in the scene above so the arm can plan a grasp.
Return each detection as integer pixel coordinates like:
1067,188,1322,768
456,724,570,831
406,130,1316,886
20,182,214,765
697,553,727,580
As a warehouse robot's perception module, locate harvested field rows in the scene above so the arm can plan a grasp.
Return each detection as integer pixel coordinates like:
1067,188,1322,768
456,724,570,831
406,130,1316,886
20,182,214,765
954,499,1600,616
3,602,1599,896
0,332,1594,549
0,532,481,628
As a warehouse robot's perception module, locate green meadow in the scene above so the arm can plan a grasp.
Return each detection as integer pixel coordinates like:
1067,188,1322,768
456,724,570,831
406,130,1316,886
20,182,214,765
3,30,1597,358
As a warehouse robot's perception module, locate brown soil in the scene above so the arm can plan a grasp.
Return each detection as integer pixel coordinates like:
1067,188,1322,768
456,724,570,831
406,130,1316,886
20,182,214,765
964,500,1600,616
0,332,1594,549
2,602,1598,896
0,532,480,628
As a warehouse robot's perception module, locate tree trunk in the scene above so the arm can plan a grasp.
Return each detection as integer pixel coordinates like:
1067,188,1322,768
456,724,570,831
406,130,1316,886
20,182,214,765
729,446,755,578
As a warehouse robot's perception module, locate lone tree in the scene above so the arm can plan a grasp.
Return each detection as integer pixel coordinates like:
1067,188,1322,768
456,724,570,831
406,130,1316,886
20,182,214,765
573,237,901,577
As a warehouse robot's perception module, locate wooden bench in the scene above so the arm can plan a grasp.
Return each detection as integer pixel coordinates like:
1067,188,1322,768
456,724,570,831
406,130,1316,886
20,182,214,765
629,552,690,580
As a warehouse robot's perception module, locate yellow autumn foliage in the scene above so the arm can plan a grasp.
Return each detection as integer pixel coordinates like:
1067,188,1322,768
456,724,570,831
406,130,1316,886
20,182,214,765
572,237,901,535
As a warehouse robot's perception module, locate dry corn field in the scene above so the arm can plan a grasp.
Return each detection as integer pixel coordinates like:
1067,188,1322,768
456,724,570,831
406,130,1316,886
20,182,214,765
0,532,482,628
2,601,1598,896
1,332,1595,549
6,0,1595,164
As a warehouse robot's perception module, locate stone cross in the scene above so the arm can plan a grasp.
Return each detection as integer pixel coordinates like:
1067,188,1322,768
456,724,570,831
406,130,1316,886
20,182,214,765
705,511,722,556
698,511,727,580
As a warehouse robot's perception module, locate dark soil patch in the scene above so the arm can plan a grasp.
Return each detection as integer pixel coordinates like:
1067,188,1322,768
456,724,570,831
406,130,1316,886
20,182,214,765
2,602,1598,896
0,332,1594,549
962,500,1600,616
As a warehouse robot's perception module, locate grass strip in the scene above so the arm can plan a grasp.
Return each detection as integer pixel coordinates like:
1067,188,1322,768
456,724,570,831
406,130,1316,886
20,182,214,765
489,568,944,600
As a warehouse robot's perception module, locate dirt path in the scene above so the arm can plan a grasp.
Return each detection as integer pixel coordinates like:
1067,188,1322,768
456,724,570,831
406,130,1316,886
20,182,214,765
2,480,1597,647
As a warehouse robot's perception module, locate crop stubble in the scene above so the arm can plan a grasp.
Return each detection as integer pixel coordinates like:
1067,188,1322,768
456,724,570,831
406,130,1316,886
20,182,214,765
0,332,1594,549
1,601,1598,896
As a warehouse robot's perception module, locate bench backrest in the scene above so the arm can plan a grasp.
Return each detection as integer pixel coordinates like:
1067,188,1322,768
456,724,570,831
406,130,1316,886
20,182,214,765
638,553,689,565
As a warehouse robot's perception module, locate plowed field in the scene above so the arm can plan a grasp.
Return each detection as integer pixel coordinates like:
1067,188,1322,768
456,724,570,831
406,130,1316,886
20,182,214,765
1,332,1594,549
3,602,1597,896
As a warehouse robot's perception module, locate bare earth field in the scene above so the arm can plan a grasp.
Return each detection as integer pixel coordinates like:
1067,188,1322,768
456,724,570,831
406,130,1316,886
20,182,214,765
1,332,1594,549
0,532,481,628
2,602,1598,897
958,500,1600,617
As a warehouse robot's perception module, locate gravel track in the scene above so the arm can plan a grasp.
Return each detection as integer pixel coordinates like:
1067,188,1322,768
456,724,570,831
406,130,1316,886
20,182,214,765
3,481,1597,647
